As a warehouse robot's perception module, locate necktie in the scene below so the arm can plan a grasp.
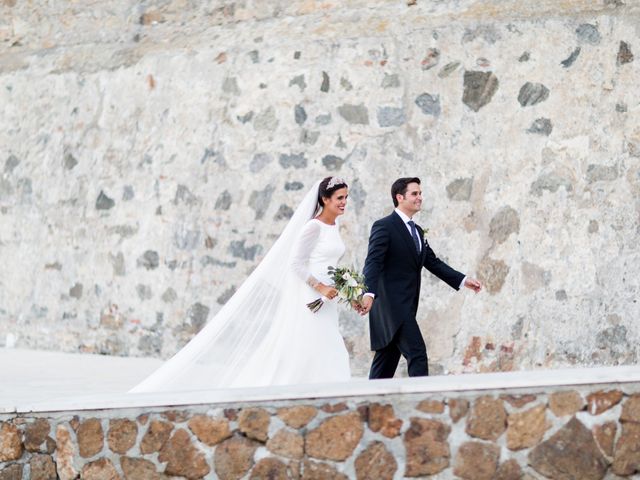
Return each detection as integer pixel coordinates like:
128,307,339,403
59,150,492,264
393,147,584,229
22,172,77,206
408,220,421,253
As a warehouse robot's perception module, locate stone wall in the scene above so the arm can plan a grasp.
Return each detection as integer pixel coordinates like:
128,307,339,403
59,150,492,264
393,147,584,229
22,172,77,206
1,0,640,376
2,383,640,479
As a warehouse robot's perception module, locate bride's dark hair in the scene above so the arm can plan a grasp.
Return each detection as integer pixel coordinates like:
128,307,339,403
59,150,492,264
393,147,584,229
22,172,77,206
317,176,348,209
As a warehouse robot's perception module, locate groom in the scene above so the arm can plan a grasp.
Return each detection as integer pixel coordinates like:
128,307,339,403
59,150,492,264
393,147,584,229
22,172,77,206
360,177,481,378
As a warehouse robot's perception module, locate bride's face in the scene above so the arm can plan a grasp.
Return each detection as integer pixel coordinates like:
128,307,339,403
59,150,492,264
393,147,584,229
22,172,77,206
323,187,349,216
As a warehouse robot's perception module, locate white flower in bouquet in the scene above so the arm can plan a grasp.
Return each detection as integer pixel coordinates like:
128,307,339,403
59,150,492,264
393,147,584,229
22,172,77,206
343,272,358,287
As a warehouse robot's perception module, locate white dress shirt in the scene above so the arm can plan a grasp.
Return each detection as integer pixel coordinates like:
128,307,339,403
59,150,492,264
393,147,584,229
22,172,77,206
395,208,422,252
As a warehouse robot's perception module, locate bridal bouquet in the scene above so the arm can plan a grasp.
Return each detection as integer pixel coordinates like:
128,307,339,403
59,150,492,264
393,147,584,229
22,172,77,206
307,266,367,313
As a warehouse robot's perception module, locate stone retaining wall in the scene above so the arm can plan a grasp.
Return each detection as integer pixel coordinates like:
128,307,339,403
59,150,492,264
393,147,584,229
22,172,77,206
1,0,640,376
2,383,640,479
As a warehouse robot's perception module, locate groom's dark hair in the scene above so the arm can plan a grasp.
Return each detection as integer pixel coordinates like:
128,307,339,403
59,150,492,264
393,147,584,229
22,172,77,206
391,177,421,207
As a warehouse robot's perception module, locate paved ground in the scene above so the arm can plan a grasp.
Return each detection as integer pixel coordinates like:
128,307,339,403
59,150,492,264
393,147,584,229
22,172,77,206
4,347,640,415
0,348,162,411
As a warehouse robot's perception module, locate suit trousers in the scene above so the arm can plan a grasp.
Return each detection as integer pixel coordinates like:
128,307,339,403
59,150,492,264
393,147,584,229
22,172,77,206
369,318,428,379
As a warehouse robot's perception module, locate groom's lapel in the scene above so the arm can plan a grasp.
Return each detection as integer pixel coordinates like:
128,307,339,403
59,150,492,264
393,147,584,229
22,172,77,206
390,212,420,264
416,224,427,265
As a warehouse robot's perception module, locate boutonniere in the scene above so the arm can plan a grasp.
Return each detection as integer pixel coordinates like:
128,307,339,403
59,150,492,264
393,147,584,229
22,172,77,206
421,228,429,242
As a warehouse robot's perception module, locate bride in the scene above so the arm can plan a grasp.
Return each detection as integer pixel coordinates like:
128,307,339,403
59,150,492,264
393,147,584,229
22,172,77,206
131,176,352,392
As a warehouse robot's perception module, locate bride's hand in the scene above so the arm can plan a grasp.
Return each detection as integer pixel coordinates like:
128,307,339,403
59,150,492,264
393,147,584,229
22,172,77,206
317,284,338,300
351,300,365,314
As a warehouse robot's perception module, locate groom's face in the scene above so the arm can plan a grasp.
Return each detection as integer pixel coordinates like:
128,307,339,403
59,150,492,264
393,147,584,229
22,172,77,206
397,182,422,215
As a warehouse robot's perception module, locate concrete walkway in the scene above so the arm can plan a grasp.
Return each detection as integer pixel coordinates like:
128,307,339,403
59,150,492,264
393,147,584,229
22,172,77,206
0,348,162,412
3,348,640,414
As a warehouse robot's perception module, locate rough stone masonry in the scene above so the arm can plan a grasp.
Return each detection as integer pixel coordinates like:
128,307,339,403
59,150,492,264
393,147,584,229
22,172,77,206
0,0,639,376
3,384,640,479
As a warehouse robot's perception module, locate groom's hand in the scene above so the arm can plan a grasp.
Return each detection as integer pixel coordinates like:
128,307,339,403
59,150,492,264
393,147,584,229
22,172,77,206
464,277,482,293
359,295,374,315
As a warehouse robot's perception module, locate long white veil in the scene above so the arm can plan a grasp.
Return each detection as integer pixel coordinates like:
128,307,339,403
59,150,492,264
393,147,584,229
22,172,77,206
130,181,322,392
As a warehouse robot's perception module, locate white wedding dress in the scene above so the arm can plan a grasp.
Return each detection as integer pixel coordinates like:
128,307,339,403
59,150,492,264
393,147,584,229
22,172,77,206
131,181,351,392
230,219,351,387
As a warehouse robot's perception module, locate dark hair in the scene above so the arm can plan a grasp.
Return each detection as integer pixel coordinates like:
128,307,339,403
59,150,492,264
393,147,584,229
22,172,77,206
391,177,421,207
317,176,348,209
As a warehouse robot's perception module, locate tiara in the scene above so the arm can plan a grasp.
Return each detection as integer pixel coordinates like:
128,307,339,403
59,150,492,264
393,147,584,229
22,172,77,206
327,176,346,189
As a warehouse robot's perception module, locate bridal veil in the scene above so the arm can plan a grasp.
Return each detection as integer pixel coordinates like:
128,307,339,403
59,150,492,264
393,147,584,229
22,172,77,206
130,180,322,392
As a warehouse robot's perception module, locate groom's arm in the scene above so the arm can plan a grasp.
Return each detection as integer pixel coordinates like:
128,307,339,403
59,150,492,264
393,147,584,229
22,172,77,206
423,241,465,290
363,220,390,296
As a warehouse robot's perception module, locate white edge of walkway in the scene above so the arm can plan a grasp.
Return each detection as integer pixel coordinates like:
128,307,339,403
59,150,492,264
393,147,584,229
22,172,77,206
5,365,640,415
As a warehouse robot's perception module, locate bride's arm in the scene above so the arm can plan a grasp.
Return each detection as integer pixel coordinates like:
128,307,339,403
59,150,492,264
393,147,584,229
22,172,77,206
290,221,322,288
290,221,336,298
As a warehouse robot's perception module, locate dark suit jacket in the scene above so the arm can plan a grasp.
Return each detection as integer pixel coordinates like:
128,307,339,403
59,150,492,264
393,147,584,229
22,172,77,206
363,211,465,350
